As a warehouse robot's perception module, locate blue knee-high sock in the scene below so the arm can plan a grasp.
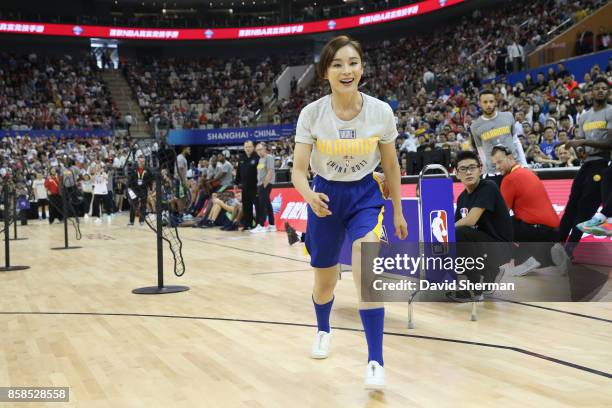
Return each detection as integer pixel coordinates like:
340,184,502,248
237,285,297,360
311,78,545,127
313,296,334,333
359,308,384,366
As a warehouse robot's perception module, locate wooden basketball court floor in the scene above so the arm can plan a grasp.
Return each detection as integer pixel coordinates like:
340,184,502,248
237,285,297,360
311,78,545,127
1,216,611,407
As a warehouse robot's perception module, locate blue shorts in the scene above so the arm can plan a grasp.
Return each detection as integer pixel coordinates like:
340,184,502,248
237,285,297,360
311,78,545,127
305,174,384,268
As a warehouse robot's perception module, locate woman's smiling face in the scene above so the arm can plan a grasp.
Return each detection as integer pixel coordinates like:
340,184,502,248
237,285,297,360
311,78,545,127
325,45,363,95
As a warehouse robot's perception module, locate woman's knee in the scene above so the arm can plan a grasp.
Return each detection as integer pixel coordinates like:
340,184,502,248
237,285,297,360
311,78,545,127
313,266,338,291
351,232,379,256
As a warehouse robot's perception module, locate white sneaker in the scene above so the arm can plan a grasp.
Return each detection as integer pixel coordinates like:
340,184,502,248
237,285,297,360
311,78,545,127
310,331,331,359
249,225,265,234
506,256,541,276
550,243,570,276
364,361,385,390
267,225,277,232
107,215,112,225
94,217,102,225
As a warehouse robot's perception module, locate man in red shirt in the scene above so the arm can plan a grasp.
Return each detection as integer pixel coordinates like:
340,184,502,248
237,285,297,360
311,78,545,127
43,167,63,224
491,145,569,275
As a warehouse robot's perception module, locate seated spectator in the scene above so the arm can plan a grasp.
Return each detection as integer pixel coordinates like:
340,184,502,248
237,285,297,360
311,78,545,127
557,130,570,145
539,127,558,158
526,144,559,168
555,145,581,167
451,151,513,301
490,145,569,275
195,191,241,229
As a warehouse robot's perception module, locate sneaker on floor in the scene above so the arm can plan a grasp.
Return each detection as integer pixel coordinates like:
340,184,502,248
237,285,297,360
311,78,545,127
550,243,570,276
140,222,145,227
506,256,541,276
249,225,266,234
576,214,605,233
285,222,300,245
94,217,102,225
267,224,277,232
310,331,331,359
127,222,134,227
364,361,385,390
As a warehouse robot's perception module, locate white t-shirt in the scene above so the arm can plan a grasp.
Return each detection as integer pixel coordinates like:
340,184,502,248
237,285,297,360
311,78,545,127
93,173,109,195
32,179,47,200
295,93,398,182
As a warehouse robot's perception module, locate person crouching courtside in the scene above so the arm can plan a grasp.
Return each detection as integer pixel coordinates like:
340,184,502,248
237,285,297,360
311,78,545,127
291,35,407,390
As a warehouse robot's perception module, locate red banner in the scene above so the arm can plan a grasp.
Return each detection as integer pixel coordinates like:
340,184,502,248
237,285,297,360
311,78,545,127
0,0,465,41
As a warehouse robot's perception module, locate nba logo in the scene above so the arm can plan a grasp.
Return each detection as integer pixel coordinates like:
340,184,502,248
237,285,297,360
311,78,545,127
204,29,214,39
439,0,447,6
460,207,468,219
429,210,448,243
73,26,83,36
328,20,336,30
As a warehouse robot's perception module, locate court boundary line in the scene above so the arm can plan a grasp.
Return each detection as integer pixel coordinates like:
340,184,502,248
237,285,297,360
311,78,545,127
1,311,610,379
197,239,310,263
145,232,612,323
197,238,612,323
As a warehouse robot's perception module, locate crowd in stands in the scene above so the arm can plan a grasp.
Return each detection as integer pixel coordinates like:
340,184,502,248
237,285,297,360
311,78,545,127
123,57,283,131
276,0,606,121
0,53,122,131
1,134,134,224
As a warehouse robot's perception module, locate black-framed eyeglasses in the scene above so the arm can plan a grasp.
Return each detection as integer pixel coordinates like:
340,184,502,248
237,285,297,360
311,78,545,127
457,164,480,174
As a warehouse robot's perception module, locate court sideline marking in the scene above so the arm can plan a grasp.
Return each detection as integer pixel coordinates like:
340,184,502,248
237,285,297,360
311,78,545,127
0,311,610,380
